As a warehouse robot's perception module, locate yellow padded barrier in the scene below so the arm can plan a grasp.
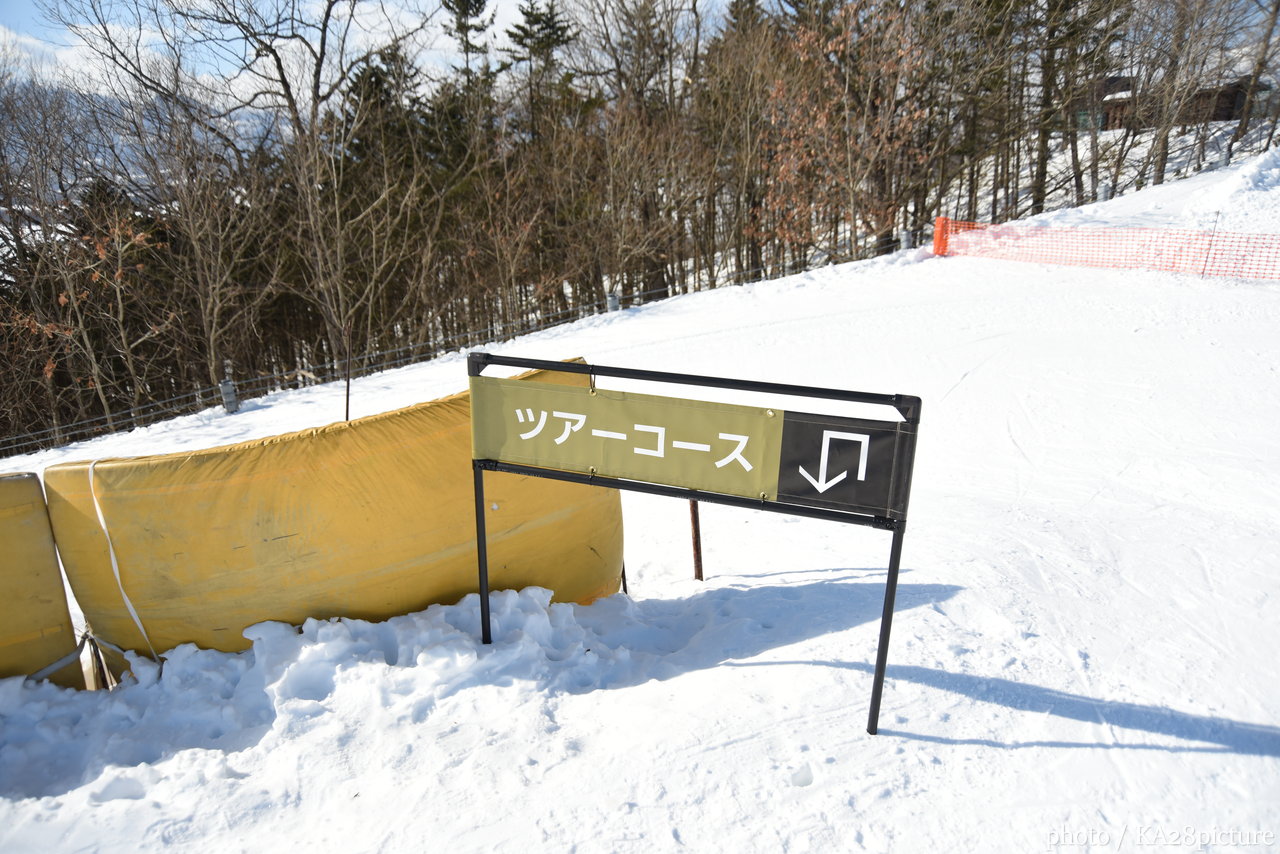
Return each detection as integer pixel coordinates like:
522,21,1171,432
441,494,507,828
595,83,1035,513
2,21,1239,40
43,367,623,661
0,472,83,688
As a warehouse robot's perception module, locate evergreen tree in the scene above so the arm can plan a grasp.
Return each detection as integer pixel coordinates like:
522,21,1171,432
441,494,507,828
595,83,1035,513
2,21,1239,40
443,0,494,80
504,0,578,138
505,0,576,70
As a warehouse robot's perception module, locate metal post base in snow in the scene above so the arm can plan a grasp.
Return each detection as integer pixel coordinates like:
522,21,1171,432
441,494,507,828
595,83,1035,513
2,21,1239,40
866,524,906,735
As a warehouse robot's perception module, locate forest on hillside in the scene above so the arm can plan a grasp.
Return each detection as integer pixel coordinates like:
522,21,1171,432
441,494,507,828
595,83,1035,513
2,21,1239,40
2,0,1277,446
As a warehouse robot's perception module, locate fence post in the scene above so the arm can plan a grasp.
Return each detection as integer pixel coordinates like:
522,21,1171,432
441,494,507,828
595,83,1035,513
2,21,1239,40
220,360,240,414
932,217,950,256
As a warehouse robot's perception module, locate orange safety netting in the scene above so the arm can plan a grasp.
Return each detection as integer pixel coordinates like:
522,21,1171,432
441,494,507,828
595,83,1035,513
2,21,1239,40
932,216,1280,281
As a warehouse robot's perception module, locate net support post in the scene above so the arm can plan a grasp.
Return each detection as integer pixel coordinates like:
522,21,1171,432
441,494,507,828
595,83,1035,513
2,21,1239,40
932,217,950,256
867,522,906,735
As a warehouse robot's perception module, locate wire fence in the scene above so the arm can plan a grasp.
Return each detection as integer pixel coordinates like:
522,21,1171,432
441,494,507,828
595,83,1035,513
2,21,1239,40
1,269,800,459
932,216,1280,281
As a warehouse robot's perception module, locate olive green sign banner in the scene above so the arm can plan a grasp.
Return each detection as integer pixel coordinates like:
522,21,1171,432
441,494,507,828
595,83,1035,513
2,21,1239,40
471,376,785,501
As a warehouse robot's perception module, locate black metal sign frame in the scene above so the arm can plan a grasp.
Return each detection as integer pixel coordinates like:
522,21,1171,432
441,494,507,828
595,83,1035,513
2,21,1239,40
468,351,921,735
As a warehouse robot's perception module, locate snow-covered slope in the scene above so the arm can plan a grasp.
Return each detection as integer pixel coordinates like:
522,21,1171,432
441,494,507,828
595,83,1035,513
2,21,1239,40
2,152,1278,853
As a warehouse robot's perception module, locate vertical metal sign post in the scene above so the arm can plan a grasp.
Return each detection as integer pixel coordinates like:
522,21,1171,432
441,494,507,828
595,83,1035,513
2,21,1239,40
468,353,920,735
472,463,493,645
867,523,906,734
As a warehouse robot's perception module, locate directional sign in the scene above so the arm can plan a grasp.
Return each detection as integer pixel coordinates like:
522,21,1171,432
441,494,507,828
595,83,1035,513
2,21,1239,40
471,377,916,519
776,412,916,520
468,353,922,736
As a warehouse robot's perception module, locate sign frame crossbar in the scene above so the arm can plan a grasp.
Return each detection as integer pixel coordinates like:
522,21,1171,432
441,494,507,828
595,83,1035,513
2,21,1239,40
468,352,919,735
471,351,921,422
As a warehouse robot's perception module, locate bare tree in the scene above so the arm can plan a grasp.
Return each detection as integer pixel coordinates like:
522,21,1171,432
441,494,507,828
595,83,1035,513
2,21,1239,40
1230,0,1280,154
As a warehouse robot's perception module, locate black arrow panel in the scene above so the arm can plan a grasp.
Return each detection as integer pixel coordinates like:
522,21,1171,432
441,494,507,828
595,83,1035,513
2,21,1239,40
776,411,916,519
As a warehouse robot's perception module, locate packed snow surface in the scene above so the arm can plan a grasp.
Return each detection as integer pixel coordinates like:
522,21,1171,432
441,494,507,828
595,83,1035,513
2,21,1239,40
2,152,1279,852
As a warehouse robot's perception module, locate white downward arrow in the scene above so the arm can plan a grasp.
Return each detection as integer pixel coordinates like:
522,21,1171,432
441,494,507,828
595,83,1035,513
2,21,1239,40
798,430,870,493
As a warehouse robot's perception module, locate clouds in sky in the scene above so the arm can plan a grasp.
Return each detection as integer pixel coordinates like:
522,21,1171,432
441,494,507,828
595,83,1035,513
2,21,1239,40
3,1,534,89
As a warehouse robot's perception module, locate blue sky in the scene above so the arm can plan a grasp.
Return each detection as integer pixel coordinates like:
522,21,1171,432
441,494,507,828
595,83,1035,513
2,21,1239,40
1,2,514,68
0,2,58,38
1,3,78,62
1,3,80,74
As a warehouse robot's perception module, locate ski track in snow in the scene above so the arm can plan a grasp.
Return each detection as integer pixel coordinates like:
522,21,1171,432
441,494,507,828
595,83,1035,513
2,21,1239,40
2,153,1280,853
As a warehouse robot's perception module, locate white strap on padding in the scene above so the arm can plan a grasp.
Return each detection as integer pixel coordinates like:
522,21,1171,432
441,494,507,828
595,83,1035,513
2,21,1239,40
88,460,160,662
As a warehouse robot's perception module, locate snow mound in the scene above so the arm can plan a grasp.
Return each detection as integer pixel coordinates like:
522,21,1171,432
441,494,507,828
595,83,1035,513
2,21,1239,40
1184,145,1280,231
5,579,963,801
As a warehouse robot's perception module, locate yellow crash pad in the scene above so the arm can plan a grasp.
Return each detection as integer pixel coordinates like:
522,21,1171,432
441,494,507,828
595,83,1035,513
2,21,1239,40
0,472,83,688
43,367,622,664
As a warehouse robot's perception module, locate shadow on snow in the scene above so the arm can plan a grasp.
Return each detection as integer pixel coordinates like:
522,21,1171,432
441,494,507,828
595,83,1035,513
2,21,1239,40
725,659,1280,757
